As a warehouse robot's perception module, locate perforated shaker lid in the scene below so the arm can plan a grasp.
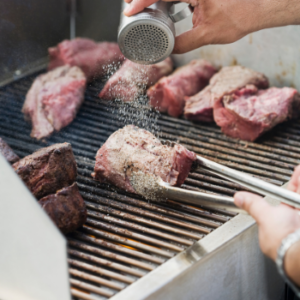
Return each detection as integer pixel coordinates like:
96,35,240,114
118,17,175,65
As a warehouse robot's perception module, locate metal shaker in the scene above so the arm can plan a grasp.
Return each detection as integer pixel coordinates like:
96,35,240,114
118,1,192,65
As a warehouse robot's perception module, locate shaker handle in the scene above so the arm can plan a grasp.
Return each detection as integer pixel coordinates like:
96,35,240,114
169,4,193,23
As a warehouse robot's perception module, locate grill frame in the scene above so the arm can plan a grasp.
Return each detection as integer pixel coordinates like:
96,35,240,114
0,72,297,299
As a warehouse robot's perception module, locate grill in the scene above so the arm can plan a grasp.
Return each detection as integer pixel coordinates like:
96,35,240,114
0,72,299,300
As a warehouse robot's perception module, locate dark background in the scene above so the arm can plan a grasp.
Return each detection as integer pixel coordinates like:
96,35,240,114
0,0,122,82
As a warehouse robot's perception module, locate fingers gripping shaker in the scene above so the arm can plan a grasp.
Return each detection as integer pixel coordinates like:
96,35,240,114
118,1,192,65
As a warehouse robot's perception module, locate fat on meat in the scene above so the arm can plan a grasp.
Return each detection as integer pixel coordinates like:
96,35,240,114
0,137,19,164
92,125,196,194
214,86,300,141
99,58,173,102
39,183,87,234
13,143,77,199
184,65,269,122
23,65,86,140
147,59,216,117
48,38,124,81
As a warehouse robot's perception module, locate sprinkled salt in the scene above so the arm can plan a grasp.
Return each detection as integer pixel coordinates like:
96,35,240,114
130,170,163,201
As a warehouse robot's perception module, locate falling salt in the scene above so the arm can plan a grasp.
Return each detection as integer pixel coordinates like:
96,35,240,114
104,62,161,136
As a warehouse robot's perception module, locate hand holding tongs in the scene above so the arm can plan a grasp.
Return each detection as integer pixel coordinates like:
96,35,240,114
156,155,300,214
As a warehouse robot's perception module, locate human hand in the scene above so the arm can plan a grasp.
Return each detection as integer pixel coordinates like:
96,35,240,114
123,0,300,54
234,192,300,261
287,165,300,194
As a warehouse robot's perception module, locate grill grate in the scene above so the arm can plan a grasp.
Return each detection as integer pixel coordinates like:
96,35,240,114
1,73,300,300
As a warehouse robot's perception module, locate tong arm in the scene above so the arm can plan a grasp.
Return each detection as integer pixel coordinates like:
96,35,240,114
158,180,246,214
196,155,300,209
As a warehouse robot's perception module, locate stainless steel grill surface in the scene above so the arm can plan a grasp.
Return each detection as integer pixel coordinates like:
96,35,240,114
0,73,300,300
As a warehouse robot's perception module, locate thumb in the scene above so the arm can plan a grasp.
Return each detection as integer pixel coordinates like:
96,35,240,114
173,26,209,54
234,192,271,224
123,0,174,16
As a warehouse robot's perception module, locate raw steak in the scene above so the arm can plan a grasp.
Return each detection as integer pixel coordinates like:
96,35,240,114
13,143,77,199
214,86,300,141
0,138,19,163
147,59,216,117
92,125,196,194
99,58,173,102
23,65,86,140
48,38,124,80
184,65,269,122
39,183,87,234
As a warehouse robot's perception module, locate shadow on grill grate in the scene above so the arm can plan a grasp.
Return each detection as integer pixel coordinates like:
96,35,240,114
1,73,300,300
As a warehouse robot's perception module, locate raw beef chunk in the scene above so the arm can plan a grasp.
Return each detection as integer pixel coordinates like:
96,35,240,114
99,58,173,102
0,138,19,163
184,65,269,122
148,59,216,117
23,65,86,140
13,143,77,199
214,86,300,141
48,38,123,80
39,183,87,234
92,125,196,194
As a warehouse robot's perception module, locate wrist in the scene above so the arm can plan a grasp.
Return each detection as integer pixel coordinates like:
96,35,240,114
263,0,300,26
245,0,300,34
285,240,300,287
276,228,300,296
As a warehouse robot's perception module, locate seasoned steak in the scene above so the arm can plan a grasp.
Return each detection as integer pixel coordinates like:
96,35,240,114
23,65,86,140
48,38,124,81
99,58,173,102
214,86,300,141
13,143,77,199
184,65,269,122
39,183,87,234
148,59,216,117
0,138,19,163
92,125,196,194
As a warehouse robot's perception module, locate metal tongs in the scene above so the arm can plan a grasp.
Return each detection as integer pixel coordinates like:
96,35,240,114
157,156,300,214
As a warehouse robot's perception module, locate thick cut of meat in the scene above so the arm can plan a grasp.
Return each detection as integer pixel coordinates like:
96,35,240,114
0,138,19,163
184,86,213,122
23,65,86,140
39,183,87,234
99,58,173,102
184,65,269,122
148,59,216,117
13,143,77,199
48,38,123,81
92,125,196,194
214,86,300,141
